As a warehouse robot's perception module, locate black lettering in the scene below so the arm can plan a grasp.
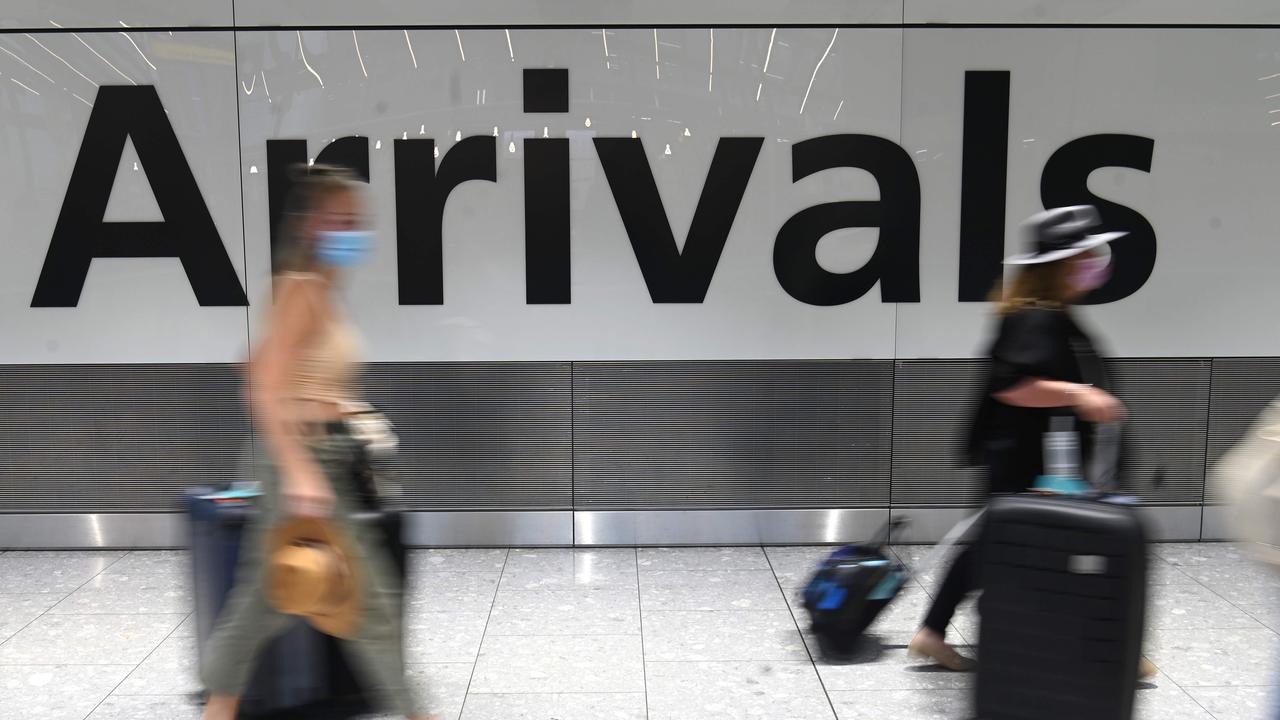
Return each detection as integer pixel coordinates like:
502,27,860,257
32,85,247,307
774,135,921,306
594,137,763,303
394,136,497,305
525,138,571,303
523,69,570,113
958,71,1011,301
1040,134,1156,304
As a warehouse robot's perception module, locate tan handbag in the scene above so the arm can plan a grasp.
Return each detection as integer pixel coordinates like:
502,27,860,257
1212,397,1280,566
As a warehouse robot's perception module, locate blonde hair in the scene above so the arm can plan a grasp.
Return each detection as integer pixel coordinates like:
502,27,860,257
993,260,1073,314
274,164,363,274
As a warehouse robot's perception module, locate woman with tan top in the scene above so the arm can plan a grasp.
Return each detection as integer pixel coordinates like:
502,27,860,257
200,166,436,720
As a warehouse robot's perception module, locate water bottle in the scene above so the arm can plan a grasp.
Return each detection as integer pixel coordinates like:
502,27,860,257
1044,416,1080,479
1036,416,1089,494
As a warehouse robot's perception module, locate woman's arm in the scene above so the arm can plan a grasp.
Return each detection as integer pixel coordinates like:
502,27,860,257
994,378,1126,423
245,278,334,516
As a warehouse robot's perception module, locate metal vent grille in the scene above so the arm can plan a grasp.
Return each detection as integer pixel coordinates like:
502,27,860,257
362,363,572,510
0,364,248,512
1107,359,1211,504
1205,358,1280,503
572,361,893,510
891,360,988,506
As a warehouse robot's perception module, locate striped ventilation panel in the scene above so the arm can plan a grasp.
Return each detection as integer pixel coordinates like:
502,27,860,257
891,359,1213,506
1,358,1272,517
891,360,988,507
1204,358,1280,504
0,364,249,512
572,361,894,510
1106,359,1211,504
361,362,573,510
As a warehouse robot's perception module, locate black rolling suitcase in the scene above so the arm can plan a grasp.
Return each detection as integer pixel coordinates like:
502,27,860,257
187,487,405,719
975,493,1147,720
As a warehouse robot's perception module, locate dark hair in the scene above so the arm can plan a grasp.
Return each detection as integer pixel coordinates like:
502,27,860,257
273,164,364,274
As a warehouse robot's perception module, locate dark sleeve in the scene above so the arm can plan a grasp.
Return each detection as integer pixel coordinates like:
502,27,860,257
988,309,1066,394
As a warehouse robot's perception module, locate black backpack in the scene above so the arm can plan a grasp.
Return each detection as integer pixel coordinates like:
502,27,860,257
802,520,910,655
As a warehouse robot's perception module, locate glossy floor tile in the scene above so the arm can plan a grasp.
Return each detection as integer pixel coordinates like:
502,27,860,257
0,552,123,594
469,634,646,694
460,692,647,720
499,548,639,591
1,544,1278,719
828,688,971,720
0,612,183,665
403,570,501,614
638,547,770,572
486,588,641,636
85,695,204,720
646,661,834,720
0,593,61,644
49,570,192,614
0,664,133,720
640,569,788,611
642,609,810,662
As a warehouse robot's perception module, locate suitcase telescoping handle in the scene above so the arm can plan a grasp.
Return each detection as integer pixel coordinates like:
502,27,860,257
1087,421,1122,493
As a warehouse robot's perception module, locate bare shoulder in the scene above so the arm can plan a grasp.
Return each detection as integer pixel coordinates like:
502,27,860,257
269,273,328,329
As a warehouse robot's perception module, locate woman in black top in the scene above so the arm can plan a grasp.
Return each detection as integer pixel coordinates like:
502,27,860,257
907,205,1127,671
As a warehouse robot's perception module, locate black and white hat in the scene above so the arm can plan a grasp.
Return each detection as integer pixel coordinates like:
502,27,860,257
1003,205,1126,266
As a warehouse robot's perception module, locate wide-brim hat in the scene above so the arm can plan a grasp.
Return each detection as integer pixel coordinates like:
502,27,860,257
1003,205,1126,265
265,517,363,639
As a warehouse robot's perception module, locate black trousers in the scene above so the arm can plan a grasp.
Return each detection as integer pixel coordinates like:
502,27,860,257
922,542,978,637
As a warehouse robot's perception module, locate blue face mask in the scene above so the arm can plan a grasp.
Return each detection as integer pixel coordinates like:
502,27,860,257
315,230,373,267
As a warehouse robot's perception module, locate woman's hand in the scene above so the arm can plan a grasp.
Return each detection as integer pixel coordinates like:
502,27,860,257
282,462,335,518
1072,386,1127,424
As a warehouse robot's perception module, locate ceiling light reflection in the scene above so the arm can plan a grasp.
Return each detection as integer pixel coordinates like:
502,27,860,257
73,33,135,85
352,31,368,78
119,31,156,71
404,30,417,69
297,31,323,88
10,77,39,95
27,34,97,87
799,29,838,115
0,45,54,84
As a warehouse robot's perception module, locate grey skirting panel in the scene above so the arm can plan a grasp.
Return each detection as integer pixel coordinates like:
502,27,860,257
891,358,1214,507
0,506,1208,548
0,363,249,513
891,360,987,507
1204,358,1280,504
0,358,1274,547
571,361,894,510
362,362,573,510
1107,359,1211,504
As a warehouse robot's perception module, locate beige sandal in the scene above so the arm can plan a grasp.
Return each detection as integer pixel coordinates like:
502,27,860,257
909,629,977,672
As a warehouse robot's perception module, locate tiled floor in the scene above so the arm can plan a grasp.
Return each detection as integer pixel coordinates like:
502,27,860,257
0,543,1275,719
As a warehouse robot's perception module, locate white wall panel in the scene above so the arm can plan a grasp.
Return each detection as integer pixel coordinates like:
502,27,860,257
232,1,904,28
905,0,1280,25
898,28,1280,358
0,1,231,30
1,22,1278,363
0,32,247,363
235,28,904,360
